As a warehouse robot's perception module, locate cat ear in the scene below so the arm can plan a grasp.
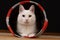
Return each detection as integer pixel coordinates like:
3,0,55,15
29,5,35,13
19,5,25,12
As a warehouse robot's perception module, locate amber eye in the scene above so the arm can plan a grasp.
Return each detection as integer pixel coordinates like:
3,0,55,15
22,15,25,17
29,15,32,17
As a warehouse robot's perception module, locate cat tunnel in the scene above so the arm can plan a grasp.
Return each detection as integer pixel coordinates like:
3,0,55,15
6,1,48,38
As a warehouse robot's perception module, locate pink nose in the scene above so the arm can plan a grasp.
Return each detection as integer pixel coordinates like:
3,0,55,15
26,19,28,22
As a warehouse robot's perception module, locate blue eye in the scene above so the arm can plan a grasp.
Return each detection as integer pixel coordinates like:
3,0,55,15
22,15,25,17
29,15,32,17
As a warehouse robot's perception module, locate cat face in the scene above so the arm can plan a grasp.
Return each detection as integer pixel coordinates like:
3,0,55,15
17,5,36,25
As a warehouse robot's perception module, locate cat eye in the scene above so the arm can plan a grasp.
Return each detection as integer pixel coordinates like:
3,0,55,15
22,15,25,17
29,15,32,17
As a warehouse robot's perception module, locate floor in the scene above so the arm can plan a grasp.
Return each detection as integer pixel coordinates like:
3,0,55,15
0,33,60,40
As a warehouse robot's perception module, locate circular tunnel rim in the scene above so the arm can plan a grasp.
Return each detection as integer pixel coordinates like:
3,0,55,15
6,1,48,37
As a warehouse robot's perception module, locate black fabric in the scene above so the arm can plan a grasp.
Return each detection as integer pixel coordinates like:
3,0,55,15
0,0,60,33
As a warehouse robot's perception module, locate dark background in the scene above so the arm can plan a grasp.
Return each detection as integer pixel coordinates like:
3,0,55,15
0,0,60,33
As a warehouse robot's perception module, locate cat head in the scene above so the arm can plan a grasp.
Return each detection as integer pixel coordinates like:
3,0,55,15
17,5,36,25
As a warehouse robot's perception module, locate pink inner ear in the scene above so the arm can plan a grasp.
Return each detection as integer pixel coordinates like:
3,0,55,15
20,8,23,11
19,5,25,11
31,9,34,12
29,5,35,13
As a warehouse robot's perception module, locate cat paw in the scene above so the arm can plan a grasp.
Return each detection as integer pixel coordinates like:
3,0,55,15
28,34,35,37
20,34,27,37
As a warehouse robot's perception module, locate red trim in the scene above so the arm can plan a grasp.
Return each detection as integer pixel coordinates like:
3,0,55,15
38,4,44,11
42,20,48,32
7,8,12,17
8,25,15,36
38,3,48,32
6,7,15,36
20,1,29,4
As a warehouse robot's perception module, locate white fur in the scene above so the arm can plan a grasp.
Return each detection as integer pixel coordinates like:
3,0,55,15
17,5,36,37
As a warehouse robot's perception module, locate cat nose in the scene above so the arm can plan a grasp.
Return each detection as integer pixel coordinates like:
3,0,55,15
25,19,29,23
26,19,28,21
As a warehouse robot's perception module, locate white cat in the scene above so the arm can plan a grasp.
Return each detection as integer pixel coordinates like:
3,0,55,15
17,5,36,37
